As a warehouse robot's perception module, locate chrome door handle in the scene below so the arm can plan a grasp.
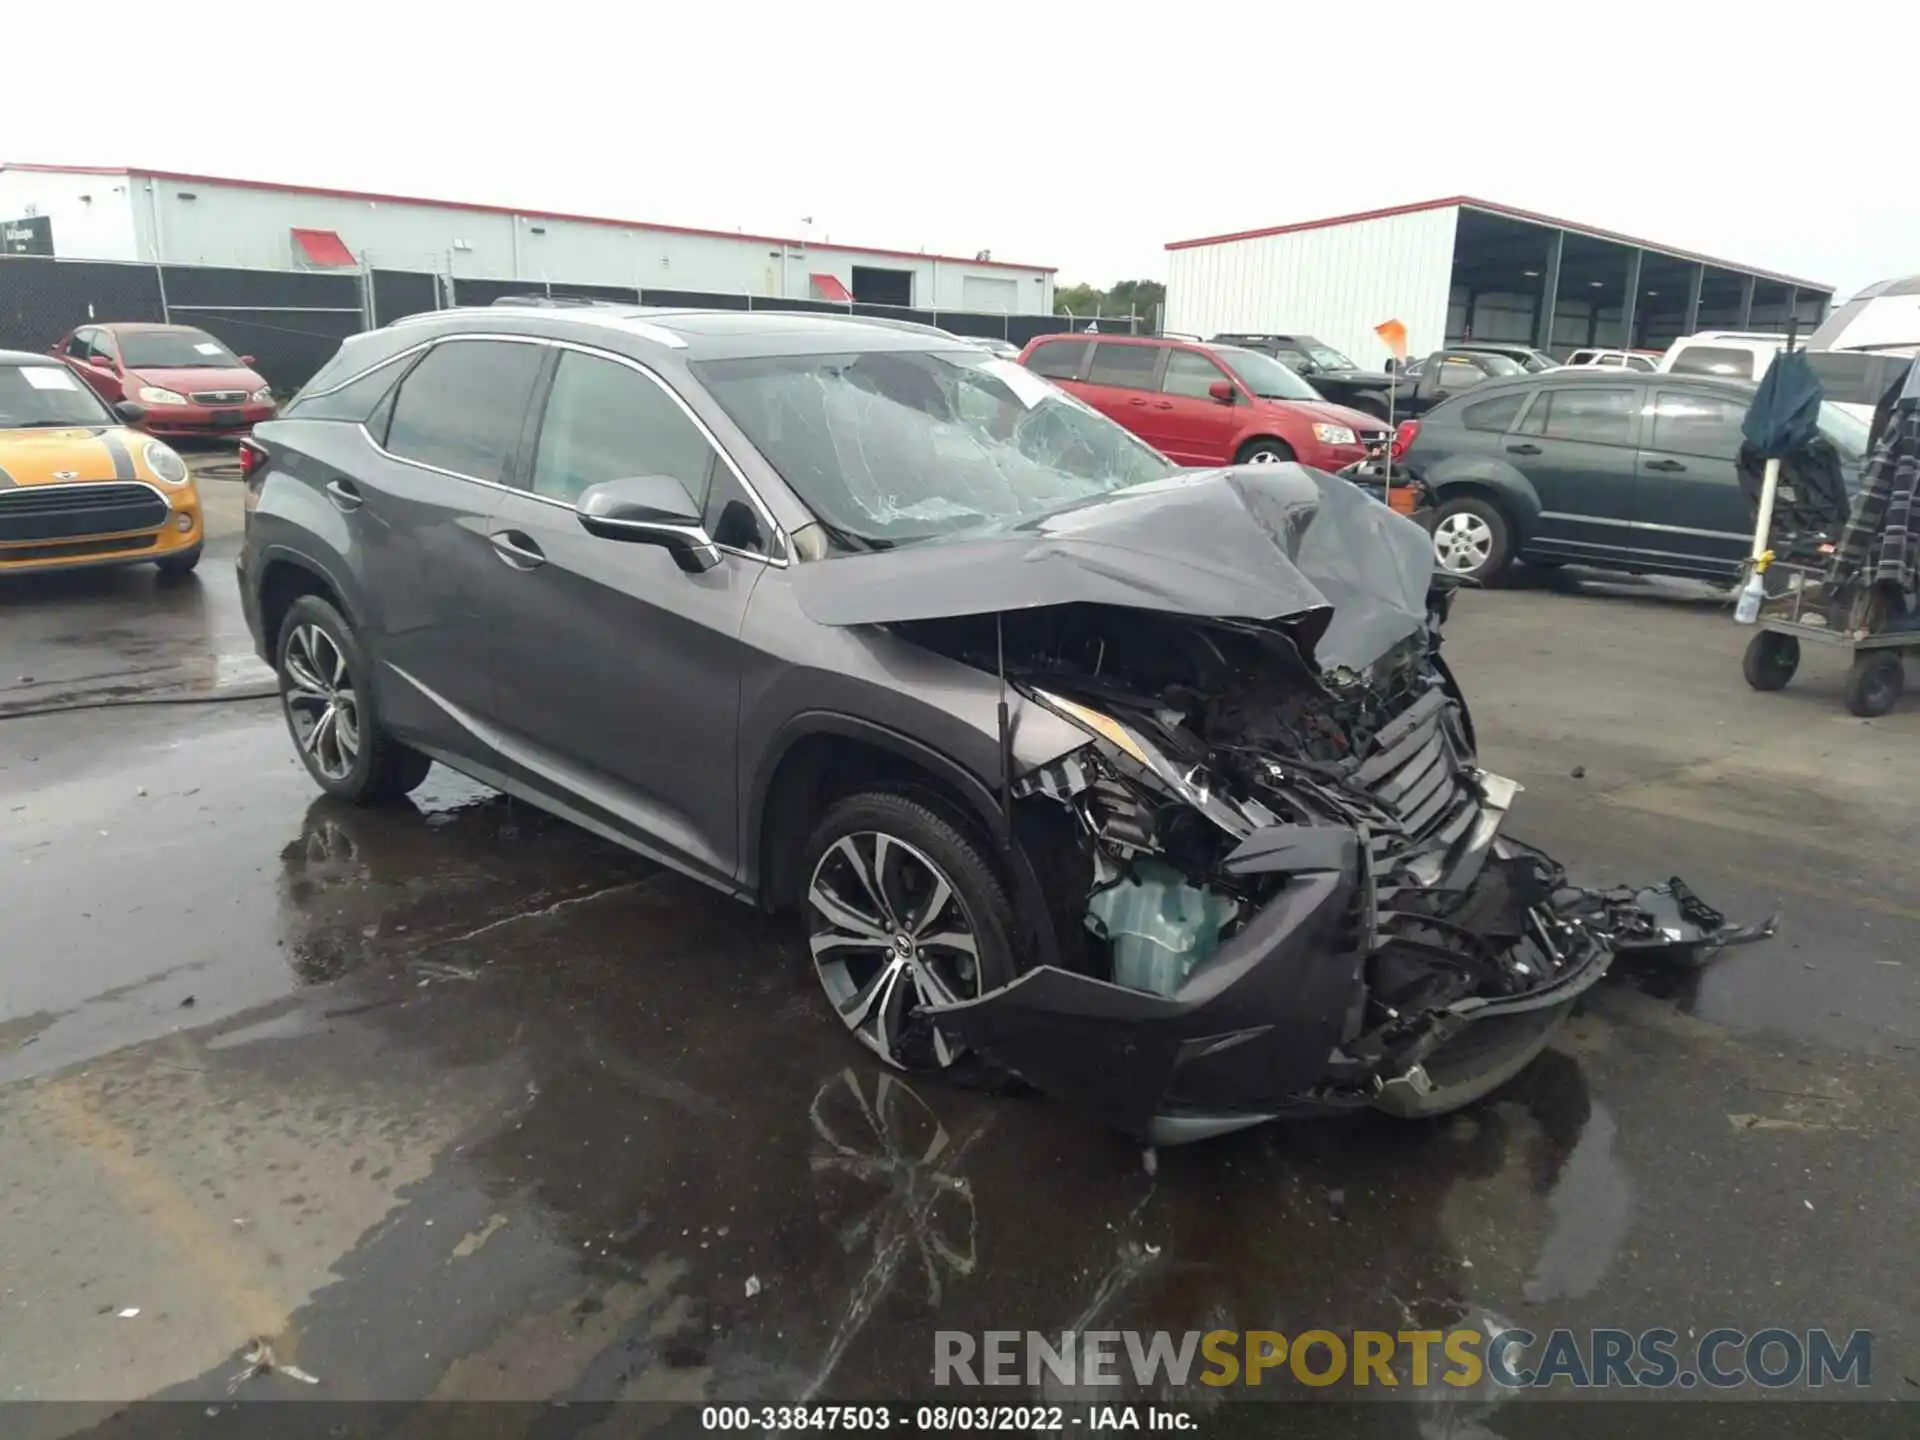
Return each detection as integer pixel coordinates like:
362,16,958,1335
489,530,545,570
324,478,364,512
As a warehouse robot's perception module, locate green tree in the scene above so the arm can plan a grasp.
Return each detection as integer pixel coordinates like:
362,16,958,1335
1054,279,1166,328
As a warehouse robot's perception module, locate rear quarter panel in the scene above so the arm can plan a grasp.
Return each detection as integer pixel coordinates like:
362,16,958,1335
1406,413,1544,537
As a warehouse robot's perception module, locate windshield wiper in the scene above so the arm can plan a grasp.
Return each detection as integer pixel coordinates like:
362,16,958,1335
11,418,96,428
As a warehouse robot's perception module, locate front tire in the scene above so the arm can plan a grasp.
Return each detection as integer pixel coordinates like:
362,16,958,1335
275,595,432,804
1236,438,1295,465
801,791,1020,1073
1742,631,1799,691
154,544,202,576
1431,495,1513,584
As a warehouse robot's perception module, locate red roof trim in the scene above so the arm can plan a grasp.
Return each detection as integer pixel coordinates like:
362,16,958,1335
4,162,1056,273
1,161,129,176
809,272,853,303
1164,195,1832,292
291,227,356,267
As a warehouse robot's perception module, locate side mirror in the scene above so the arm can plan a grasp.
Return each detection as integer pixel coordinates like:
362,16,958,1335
1207,379,1237,404
240,355,256,367
576,474,719,573
114,400,148,424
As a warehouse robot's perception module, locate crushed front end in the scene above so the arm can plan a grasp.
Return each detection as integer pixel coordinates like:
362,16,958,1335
912,594,1770,1144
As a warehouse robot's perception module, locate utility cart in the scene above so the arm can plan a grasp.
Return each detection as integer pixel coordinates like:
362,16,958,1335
1741,566,1914,717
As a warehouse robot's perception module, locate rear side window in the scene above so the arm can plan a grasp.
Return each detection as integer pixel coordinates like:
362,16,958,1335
1438,360,1486,390
1085,343,1162,389
1460,393,1526,432
528,350,718,510
1649,389,1746,458
1161,349,1227,398
383,339,546,484
1025,338,1088,380
285,352,417,422
1669,345,1756,379
1519,386,1639,444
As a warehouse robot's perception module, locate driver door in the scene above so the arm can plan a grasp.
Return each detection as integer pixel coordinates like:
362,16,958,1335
478,346,771,888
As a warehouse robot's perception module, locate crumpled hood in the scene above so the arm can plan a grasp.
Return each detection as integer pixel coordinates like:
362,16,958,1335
789,464,1436,671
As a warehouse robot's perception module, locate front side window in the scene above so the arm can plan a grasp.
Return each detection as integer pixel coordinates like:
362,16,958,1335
1025,339,1087,380
66,331,91,359
1084,343,1162,390
1668,345,1756,379
0,363,115,429
383,339,545,484
1648,389,1745,458
1210,346,1319,400
1161,349,1230,399
1520,386,1639,444
696,348,1178,549
529,350,717,508
118,328,237,368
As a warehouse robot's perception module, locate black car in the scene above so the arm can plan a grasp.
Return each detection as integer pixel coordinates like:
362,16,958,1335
1443,342,1559,373
1207,333,1403,420
1398,371,1870,584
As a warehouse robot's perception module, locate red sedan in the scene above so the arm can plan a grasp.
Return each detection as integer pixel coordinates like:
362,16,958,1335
52,323,277,438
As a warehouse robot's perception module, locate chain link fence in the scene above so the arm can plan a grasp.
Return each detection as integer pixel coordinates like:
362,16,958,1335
1,254,1137,395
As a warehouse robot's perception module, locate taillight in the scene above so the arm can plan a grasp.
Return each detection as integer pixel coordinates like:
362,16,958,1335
1390,420,1421,460
238,439,265,479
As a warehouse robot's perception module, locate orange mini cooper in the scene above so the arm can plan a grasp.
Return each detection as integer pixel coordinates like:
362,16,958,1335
0,348,202,576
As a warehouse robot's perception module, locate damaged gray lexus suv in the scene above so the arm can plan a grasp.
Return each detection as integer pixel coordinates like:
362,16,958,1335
239,306,1768,1144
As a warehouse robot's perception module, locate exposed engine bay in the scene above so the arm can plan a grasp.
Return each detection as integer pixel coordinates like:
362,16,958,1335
789,464,1774,1142
897,595,1772,1140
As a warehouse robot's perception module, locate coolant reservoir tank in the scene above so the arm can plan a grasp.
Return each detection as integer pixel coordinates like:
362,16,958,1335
1086,861,1238,997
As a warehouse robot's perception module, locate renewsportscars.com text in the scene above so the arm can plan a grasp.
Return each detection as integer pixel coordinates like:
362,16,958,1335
934,1327,1872,1391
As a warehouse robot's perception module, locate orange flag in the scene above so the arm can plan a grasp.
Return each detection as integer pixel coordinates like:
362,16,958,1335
1374,319,1408,361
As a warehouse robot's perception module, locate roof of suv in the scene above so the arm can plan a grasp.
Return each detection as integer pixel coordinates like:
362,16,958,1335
1431,368,1757,409
384,304,987,361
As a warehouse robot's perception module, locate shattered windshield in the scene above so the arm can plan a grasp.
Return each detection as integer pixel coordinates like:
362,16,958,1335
696,349,1180,547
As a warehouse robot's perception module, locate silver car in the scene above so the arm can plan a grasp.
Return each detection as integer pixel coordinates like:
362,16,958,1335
238,306,1763,1142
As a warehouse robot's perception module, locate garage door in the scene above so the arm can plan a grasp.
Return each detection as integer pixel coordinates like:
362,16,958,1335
961,276,1018,313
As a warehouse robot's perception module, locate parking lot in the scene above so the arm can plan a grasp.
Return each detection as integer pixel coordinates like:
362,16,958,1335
2,448,1915,1426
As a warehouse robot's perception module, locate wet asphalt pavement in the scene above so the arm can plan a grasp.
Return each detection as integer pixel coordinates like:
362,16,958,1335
2,489,1917,1433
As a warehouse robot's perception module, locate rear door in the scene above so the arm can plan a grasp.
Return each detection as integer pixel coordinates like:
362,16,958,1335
1505,382,1646,562
352,335,547,753
1145,348,1243,464
478,344,769,887
1631,386,1753,578
1075,341,1168,438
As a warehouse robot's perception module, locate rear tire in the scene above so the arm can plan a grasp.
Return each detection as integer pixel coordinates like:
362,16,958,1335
275,595,433,804
1843,653,1904,718
800,790,1020,1074
1431,495,1513,584
1236,438,1295,465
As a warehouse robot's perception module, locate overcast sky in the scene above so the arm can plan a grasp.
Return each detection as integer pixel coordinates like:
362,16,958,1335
7,2,1910,299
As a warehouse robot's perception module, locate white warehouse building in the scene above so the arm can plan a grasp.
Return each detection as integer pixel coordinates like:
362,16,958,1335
0,163,1056,314
1164,197,1831,366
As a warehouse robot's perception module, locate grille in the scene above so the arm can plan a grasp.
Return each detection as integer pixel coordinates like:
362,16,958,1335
1352,688,1479,862
191,389,248,404
0,483,170,543
0,534,158,563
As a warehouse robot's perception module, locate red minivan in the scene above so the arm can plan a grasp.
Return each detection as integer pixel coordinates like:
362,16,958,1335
1018,334,1388,472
